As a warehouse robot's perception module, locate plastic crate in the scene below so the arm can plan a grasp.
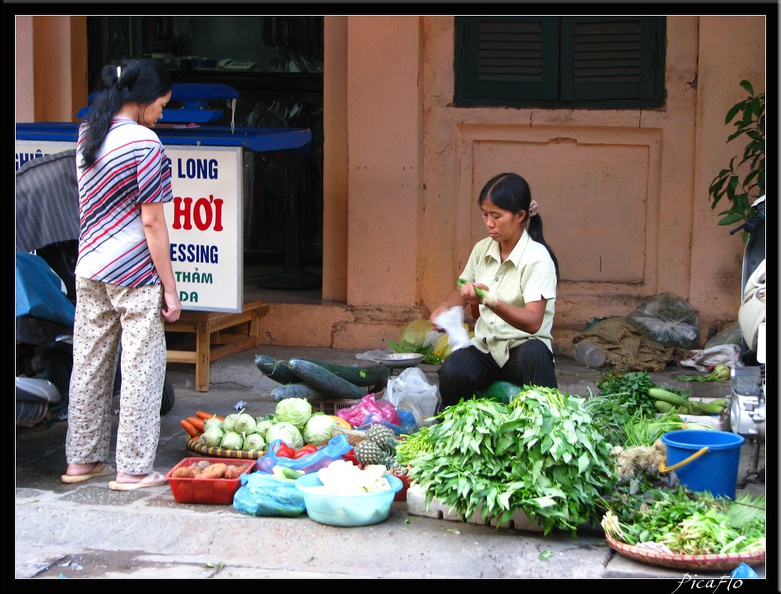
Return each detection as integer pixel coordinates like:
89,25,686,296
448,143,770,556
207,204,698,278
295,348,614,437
166,457,256,504
310,399,360,416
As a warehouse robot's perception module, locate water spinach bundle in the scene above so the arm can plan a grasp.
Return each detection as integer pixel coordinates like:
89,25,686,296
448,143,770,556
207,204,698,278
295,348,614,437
398,386,616,535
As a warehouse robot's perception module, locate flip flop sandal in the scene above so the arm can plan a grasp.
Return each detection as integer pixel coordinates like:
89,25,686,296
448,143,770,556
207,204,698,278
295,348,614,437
109,471,168,491
61,462,115,484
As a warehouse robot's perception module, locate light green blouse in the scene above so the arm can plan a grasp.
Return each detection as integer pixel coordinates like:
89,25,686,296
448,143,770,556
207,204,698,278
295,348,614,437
460,231,557,367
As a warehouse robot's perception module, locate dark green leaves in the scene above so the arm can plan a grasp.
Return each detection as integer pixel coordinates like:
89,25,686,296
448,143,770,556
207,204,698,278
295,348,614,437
400,388,616,535
709,79,765,238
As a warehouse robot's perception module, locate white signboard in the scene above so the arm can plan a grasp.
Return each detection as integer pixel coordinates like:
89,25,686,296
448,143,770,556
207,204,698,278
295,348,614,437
15,140,244,313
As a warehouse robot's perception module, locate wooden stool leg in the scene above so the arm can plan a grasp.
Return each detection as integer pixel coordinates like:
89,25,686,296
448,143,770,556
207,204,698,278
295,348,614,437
195,321,210,392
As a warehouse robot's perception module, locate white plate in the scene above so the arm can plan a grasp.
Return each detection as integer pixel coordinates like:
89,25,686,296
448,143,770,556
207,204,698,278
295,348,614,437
377,353,424,368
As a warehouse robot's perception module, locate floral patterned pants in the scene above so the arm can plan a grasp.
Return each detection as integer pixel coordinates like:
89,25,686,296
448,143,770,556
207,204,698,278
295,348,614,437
66,277,166,475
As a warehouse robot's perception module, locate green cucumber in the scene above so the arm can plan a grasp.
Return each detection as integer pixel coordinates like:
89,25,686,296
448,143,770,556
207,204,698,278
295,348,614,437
301,358,390,387
700,399,727,415
287,359,367,400
647,387,689,408
654,400,675,414
255,354,303,385
270,383,329,402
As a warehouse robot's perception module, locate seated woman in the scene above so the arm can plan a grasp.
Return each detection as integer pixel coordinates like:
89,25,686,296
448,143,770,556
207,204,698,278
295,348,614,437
429,172,560,411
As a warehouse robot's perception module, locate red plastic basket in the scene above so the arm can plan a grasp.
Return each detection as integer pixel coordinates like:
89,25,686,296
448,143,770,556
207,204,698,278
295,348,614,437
166,457,256,504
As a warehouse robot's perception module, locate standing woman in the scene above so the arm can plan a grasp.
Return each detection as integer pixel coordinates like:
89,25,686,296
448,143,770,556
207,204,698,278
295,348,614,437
61,58,182,490
430,172,560,411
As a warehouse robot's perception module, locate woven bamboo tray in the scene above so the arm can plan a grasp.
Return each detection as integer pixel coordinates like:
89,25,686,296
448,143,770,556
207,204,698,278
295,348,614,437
605,533,765,571
330,426,367,446
185,435,266,459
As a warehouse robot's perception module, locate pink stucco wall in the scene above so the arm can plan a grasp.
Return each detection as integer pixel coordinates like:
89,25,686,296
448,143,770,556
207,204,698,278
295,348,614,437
16,15,766,354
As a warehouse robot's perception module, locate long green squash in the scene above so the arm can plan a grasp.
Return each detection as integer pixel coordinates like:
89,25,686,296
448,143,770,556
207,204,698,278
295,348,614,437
287,359,367,400
254,354,302,385
256,353,390,387
301,358,390,387
270,383,329,402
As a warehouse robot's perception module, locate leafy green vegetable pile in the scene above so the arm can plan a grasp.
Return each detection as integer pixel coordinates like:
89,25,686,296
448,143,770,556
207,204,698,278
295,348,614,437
602,485,765,555
583,369,708,448
397,386,616,535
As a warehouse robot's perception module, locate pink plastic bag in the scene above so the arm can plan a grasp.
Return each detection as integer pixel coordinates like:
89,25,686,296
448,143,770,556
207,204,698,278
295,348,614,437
337,394,401,427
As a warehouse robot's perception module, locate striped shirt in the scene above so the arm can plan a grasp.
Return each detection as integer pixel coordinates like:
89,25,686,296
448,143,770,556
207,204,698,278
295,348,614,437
75,117,173,287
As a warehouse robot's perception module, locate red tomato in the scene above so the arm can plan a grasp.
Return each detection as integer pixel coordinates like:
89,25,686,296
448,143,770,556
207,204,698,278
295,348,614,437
292,444,318,459
342,450,359,465
276,444,294,458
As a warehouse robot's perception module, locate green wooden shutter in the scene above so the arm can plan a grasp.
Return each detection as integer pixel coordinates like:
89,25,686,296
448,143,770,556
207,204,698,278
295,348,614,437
560,16,665,104
457,16,560,105
455,16,665,108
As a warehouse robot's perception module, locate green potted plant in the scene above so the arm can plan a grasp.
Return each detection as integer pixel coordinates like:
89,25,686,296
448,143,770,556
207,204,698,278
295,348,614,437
708,80,765,241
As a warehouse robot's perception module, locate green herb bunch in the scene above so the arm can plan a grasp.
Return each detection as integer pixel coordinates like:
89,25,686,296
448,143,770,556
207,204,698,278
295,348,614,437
387,339,443,365
400,387,616,535
602,487,765,555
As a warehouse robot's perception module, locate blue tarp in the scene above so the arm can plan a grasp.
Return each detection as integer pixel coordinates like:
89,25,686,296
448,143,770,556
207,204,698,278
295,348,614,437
15,252,75,326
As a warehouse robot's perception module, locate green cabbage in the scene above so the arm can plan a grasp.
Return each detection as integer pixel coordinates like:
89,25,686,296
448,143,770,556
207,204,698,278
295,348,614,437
302,413,337,446
221,430,244,450
275,398,312,429
266,421,304,449
254,418,276,440
201,426,224,447
244,432,267,452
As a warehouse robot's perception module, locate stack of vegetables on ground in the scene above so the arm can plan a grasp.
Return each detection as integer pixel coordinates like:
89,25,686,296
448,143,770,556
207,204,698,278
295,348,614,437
180,397,349,454
583,369,725,449
255,355,391,401
179,396,406,474
601,468,765,556
397,386,617,535
583,368,764,558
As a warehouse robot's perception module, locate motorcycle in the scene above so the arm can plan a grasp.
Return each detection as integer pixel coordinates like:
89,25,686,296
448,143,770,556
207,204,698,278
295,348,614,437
15,150,175,435
723,195,766,486
16,252,74,431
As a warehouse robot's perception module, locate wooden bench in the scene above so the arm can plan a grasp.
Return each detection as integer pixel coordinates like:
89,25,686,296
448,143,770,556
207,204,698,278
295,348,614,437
165,301,269,392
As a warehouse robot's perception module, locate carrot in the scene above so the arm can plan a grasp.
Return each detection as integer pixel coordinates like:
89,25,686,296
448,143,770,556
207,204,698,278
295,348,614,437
187,417,205,432
195,411,224,422
180,419,200,437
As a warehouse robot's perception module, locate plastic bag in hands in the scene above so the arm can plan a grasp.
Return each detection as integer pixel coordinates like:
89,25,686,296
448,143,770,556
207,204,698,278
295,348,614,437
233,471,305,517
337,393,401,427
384,367,439,427
256,435,352,474
434,306,471,350
625,292,700,349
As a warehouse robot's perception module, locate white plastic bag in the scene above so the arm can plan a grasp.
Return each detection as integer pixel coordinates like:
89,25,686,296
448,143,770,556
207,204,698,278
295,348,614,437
434,306,471,351
679,344,740,372
384,367,439,426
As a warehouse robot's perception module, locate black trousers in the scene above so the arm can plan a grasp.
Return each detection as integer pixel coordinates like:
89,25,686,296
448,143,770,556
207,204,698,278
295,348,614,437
437,339,557,411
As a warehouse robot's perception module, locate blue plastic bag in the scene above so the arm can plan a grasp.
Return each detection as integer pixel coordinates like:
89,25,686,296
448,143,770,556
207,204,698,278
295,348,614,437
730,562,759,579
256,434,351,474
233,472,305,517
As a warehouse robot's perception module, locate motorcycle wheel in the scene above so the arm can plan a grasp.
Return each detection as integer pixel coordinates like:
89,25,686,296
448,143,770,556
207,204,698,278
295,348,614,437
41,347,73,400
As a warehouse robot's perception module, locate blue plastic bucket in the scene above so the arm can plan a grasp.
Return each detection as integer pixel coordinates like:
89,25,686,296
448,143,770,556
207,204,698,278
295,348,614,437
661,430,745,499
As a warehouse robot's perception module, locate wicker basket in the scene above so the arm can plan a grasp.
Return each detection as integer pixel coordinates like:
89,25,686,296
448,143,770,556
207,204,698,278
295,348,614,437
185,435,266,459
605,533,765,571
331,426,367,446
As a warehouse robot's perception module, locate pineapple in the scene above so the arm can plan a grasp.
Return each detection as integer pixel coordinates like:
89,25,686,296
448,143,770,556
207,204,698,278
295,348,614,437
365,424,397,453
354,439,387,466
